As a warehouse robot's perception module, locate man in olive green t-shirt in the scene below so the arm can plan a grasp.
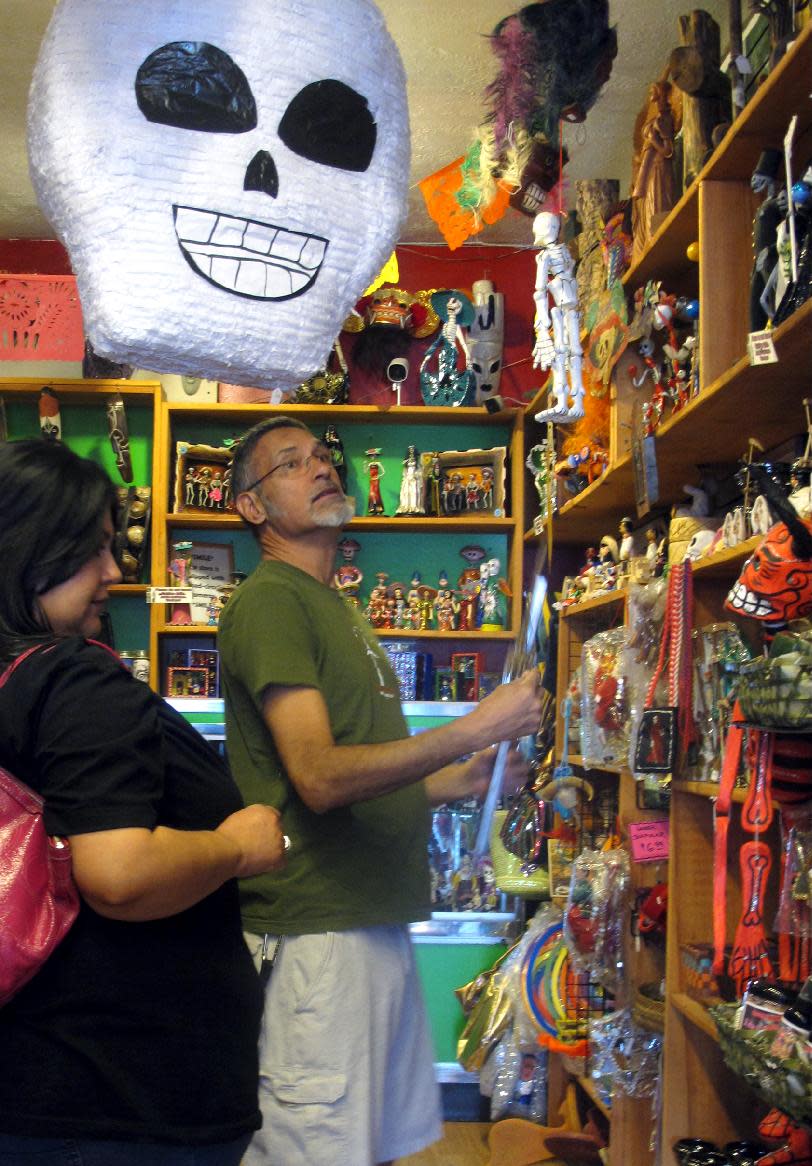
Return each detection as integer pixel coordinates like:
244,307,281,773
219,416,542,1166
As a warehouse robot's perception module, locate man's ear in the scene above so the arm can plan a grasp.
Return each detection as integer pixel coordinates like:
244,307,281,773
235,491,265,528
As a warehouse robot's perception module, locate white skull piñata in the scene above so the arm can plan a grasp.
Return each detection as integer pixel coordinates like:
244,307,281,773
27,0,409,390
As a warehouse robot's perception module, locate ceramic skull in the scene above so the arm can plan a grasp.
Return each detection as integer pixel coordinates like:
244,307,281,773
27,0,409,391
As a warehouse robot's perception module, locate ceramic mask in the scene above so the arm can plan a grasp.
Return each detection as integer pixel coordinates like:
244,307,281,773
726,519,812,633
466,279,504,407
27,0,409,391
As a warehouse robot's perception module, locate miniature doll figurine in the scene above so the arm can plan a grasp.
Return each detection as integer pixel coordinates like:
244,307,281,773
419,291,476,407
532,211,585,425
323,424,347,493
364,448,385,515
480,466,495,511
479,557,509,629
207,471,223,509
597,536,618,590
788,458,812,518
395,444,425,515
645,527,659,568
618,517,636,580
749,148,786,331
465,473,481,511
424,453,442,515
169,540,193,626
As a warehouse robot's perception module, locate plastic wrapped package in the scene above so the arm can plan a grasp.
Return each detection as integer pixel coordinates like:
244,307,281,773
691,621,751,783
589,1007,663,1103
580,627,634,766
564,848,630,994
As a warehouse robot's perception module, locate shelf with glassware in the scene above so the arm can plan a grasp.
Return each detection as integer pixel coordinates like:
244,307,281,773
0,376,161,659
148,400,529,696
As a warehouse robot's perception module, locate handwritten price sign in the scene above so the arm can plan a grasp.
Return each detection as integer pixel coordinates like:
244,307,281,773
628,819,670,863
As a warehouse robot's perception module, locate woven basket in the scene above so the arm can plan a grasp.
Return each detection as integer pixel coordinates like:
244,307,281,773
632,982,665,1033
735,658,812,730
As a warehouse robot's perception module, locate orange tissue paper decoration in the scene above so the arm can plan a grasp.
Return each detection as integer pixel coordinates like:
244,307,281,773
419,158,509,251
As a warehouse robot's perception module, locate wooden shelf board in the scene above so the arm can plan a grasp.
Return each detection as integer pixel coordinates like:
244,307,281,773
166,512,516,534
701,22,812,185
672,780,748,804
110,583,149,595
691,537,759,578
560,589,626,617
622,184,699,290
0,378,159,404
155,622,516,641
166,402,518,426
670,991,720,1042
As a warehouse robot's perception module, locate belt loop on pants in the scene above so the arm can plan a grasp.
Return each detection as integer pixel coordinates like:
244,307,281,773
259,934,284,986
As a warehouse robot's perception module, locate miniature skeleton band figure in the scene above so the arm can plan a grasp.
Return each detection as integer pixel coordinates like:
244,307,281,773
532,212,585,424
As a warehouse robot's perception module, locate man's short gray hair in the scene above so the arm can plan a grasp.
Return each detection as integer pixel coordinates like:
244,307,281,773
230,416,311,497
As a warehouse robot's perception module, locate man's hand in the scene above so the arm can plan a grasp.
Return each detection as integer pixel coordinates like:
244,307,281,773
466,669,544,753
425,744,531,807
216,804,288,878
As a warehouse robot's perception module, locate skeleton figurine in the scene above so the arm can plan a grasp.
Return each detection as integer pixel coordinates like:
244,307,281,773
532,212,585,424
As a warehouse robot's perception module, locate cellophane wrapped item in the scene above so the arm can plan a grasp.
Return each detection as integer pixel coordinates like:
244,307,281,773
564,848,630,994
589,1007,662,1103
580,627,634,766
477,906,560,1124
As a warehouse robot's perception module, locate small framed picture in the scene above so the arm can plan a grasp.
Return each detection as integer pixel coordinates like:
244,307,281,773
633,707,677,774
451,652,484,701
166,666,209,698
189,649,220,697
434,668,457,702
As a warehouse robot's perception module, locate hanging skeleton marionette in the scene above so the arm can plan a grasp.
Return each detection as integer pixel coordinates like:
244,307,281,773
532,212,585,424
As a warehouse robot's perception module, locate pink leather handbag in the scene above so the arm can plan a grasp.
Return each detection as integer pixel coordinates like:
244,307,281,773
0,648,80,1005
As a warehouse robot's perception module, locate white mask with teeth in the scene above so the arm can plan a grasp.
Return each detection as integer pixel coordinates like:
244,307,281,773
27,0,409,391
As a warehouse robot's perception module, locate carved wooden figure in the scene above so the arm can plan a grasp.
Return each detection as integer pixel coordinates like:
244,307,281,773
670,10,731,189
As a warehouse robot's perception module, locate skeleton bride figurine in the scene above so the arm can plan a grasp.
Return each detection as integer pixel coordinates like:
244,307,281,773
532,212,585,424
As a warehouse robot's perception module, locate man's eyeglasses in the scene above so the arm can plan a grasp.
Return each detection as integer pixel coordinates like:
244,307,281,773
244,446,334,492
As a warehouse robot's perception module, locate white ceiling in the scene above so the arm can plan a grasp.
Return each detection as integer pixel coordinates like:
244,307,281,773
0,0,731,248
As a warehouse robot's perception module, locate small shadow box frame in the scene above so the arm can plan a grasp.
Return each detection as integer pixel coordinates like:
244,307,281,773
451,651,484,701
166,666,209,698
174,442,234,514
421,447,507,517
434,668,457,702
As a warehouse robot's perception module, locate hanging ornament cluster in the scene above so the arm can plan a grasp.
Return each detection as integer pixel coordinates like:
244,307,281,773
420,0,617,249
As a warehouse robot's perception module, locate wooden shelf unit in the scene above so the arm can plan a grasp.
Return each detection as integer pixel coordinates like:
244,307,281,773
150,399,529,684
535,25,812,1165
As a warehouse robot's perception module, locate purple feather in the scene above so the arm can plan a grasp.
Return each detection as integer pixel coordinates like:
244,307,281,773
484,15,538,150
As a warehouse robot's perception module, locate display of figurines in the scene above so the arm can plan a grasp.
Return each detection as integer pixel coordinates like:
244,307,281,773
364,448,385,515
457,566,482,631
595,536,618,591
395,444,425,515
532,211,585,425
364,571,389,627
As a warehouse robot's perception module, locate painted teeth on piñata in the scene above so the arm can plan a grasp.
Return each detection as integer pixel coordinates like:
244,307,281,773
173,205,328,300
729,581,773,617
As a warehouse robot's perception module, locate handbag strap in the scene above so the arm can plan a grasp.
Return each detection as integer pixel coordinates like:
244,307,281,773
0,638,123,690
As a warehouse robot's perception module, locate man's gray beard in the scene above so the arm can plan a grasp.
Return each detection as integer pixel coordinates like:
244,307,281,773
314,494,356,529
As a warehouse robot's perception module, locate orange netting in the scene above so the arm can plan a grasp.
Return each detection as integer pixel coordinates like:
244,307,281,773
0,275,85,361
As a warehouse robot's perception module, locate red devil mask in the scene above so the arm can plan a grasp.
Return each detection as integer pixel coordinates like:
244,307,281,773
725,468,812,640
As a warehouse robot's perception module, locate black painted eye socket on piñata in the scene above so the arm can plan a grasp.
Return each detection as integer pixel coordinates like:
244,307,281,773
278,79,376,172
135,42,257,133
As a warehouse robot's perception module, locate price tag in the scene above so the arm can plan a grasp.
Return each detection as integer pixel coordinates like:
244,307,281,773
747,331,778,366
147,587,193,604
628,818,670,863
